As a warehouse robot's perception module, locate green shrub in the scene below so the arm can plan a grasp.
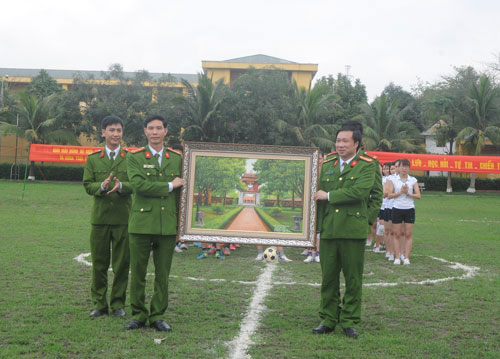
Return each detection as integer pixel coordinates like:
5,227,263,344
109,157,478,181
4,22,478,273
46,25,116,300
201,206,244,230
272,207,282,215
254,206,283,232
213,206,224,215
414,175,500,191
0,163,84,181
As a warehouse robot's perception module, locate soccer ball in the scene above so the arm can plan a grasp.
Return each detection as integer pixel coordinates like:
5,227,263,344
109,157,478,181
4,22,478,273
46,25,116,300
263,247,278,263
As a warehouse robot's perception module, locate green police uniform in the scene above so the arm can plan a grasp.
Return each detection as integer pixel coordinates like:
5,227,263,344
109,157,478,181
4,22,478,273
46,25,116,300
83,147,132,312
316,150,382,330
127,145,182,324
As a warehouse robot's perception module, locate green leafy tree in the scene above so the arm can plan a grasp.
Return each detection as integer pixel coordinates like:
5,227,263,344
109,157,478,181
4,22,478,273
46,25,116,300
218,68,295,145
253,159,305,209
26,70,61,99
1,91,78,177
181,73,226,142
316,73,367,125
76,64,155,145
457,74,500,192
194,157,245,214
278,82,338,151
361,93,418,152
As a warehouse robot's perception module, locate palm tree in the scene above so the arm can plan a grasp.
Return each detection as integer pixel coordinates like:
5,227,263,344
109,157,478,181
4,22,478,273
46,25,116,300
457,75,500,192
280,82,338,151
361,93,417,152
181,73,225,142
1,91,77,179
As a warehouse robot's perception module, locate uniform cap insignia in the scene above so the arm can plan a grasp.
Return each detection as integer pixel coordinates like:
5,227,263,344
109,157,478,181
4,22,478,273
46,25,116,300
145,152,151,159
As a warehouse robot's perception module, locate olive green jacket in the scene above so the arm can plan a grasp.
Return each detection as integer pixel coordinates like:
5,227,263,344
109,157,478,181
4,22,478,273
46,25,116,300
127,146,182,236
316,150,382,239
83,148,132,225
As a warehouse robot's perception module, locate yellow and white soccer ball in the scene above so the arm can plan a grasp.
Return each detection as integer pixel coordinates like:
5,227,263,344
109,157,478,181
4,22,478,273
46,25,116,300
263,246,278,263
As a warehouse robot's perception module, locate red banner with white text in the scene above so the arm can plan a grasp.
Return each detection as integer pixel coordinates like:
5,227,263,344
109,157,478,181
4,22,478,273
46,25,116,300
365,151,500,174
28,144,138,163
28,144,500,173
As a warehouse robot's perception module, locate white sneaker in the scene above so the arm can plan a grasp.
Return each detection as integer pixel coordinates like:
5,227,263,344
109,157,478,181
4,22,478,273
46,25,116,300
388,255,394,261
314,254,320,263
373,246,380,253
403,258,410,265
301,249,309,256
400,254,405,261
174,245,183,253
304,255,314,263
255,253,263,261
279,254,292,262
385,252,390,258
179,243,188,250
394,258,401,265
366,240,372,247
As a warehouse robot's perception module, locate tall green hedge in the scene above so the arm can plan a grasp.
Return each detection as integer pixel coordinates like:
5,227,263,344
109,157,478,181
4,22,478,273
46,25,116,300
0,163,84,181
414,175,500,191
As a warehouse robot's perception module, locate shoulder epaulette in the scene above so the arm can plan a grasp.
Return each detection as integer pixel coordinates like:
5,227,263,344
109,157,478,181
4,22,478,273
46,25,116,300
88,149,102,156
167,147,183,156
131,147,145,154
323,157,336,164
326,151,337,157
122,148,129,152
359,155,374,162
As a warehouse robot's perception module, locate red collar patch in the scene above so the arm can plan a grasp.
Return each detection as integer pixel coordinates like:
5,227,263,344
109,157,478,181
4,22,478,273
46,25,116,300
334,160,338,166
120,151,125,159
145,152,151,159
100,150,105,158
351,160,358,167
165,152,170,159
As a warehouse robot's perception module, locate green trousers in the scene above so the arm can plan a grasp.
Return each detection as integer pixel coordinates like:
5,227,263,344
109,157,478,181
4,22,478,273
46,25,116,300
90,224,129,311
128,234,176,324
319,238,365,329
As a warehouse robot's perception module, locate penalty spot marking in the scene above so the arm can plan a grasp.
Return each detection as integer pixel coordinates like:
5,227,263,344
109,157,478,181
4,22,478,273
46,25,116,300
74,253,479,288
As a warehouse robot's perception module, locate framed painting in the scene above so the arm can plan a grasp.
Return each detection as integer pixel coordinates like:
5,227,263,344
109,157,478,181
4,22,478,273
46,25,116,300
178,142,319,247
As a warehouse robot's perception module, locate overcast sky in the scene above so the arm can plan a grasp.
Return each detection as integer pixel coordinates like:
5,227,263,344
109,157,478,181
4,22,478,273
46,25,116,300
2,0,499,99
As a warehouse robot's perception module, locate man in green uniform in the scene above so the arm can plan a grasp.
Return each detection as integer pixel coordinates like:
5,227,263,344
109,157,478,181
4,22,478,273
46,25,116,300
83,115,132,318
125,114,184,332
313,121,382,339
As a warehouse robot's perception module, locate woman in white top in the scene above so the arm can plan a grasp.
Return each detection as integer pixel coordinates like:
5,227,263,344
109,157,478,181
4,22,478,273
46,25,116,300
380,162,393,258
387,159,421,265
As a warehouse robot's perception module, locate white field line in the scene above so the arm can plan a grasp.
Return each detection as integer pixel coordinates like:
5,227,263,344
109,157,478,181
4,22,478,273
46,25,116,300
74,253,479,288
458,219,500,223
227,263,276,359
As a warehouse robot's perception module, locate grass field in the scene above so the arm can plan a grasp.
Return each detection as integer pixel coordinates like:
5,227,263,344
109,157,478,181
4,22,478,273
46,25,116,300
1,180,499,358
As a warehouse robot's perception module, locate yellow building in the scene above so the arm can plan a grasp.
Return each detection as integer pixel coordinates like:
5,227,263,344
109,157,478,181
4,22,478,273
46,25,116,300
202,54,318,90
0,54,319,164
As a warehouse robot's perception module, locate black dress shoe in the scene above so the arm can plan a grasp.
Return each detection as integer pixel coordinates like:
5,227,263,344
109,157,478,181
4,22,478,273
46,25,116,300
112,309,126,317
89,309,108,317
150,320,172,332
125,319,146,330
312,324,334,334
343,327,359,339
